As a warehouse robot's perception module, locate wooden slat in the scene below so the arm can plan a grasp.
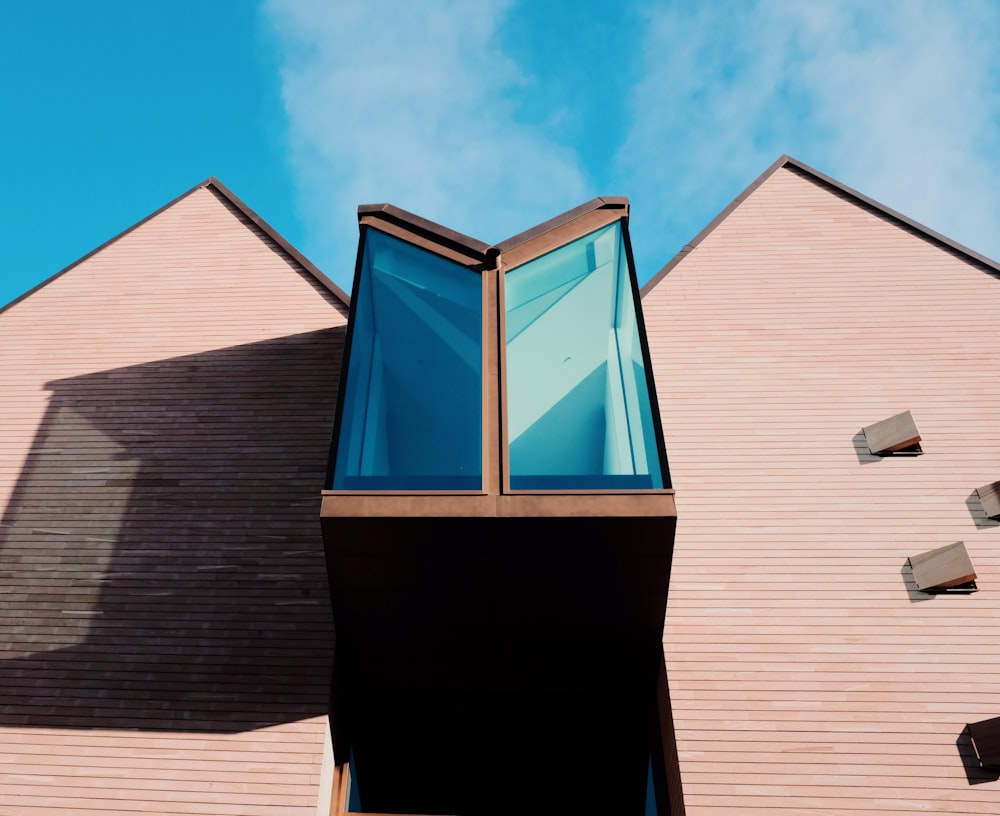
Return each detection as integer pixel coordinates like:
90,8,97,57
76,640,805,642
0,186,345,814
643,164,1000,816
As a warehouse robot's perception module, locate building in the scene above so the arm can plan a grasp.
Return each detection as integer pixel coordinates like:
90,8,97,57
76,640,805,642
1,156,998,815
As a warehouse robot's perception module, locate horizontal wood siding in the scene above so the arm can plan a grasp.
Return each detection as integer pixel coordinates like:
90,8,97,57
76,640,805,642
644,166,1000,814
0,186,347,814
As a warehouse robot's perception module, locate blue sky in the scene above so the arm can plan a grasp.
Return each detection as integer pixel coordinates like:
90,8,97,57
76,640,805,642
2,1,999,307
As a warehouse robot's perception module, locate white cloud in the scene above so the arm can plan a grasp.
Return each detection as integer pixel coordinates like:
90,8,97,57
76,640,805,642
619,0,1000,276
264,0,588,290
263,1,1000,287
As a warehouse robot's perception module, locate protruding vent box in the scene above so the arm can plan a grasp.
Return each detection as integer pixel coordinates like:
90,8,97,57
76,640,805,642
968,716,1000,769
975,481,1000,520
908,541,977,592
862,410,922,455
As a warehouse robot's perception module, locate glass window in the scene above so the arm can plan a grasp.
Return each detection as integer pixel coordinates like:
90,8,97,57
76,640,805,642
504,222,663,490
332,229,482,490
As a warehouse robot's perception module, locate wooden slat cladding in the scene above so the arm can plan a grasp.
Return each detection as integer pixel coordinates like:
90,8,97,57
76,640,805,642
643,165,1000,814
0,185,346,814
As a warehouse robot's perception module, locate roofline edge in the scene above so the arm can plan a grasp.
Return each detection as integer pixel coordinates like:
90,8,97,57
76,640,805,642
640,156,789,297
0,178,210,316
641,155,1000,298
1,177,350,317
357,203,495,264
208,178,350,306
495,196,629,254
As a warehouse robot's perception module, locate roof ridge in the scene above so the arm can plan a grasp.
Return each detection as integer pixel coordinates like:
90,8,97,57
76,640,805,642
0,178,349,317
641,155,1000,297
207,179,349,306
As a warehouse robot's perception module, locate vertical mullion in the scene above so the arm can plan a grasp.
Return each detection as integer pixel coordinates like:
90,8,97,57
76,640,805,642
495,259,511,495
482,265,500,497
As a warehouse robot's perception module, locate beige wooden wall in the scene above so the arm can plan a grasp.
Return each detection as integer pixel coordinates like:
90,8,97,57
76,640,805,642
645,164,1000,815
0,185,347,815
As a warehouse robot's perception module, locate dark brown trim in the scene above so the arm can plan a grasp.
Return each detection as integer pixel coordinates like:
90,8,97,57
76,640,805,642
620,215,672,490
495,196,628,254
359,216,491,270
324,222,370,490
499,208,626,271
358,203,496,270
0,179,206,316
322,491,677,520
483,266,501,498
320,490,677,518
322,493,497,518
641,154,1000,297
495,197,630,271
496,492,676,518
207,177,350,305
497,262,513,496
1,176,351,316
640,155,789,297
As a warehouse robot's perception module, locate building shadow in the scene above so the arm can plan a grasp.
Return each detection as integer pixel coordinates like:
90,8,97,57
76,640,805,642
0,327,344,733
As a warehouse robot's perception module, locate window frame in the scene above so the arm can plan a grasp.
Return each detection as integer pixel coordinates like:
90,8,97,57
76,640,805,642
496,204,671,496
327,212,494,496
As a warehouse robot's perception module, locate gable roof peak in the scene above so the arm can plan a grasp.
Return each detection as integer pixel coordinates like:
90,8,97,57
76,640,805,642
1,177,349,316
642,154,1000,296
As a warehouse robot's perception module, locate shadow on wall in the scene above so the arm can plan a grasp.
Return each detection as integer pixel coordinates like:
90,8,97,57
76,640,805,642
851,430,882,465
0,327,344,733
957,726,1000,785
966,490,1000,531
899,563,936,604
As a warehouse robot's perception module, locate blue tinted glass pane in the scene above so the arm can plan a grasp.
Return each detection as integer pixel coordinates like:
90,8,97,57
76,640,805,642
505,222,663,490
645,755,658,816
333,229,482,490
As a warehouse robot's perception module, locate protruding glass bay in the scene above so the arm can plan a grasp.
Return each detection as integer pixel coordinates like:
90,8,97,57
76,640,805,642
332,229,483,490
504,222,663,490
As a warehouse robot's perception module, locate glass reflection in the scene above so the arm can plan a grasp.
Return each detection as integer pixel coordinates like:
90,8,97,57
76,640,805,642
333,229,482,490
505,222,663,490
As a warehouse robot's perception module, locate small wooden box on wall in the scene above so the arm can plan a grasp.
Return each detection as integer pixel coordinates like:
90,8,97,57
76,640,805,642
862,410,922,455
968,716,1000,769
975,481,1000,520
907,541,977,593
